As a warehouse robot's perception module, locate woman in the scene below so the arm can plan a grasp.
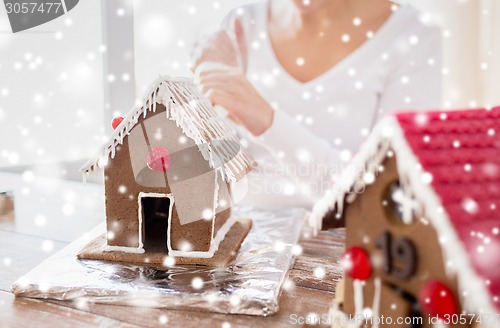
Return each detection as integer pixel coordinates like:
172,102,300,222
193,0,441,208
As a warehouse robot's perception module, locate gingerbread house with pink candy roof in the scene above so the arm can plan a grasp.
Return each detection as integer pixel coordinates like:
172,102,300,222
311,107,500,327
78,76,255,265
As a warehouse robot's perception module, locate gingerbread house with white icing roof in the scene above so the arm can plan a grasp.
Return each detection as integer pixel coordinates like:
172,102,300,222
78,76,255,264
311,107,500,327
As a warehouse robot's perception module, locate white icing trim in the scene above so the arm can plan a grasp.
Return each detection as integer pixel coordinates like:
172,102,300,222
167,215,237,258
210,169,219,242
80,75,255,183
114,189,235,259
104,245,145,254
329,278,382,328
372,278,381,328
138,192,174,251
353,280,364,316
313,116,498,324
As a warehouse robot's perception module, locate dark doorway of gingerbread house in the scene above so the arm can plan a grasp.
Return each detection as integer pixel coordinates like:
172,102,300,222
140,195,172,252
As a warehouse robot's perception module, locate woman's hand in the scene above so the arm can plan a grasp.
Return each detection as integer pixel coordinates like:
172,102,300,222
192,18,247,71
199,68,274,136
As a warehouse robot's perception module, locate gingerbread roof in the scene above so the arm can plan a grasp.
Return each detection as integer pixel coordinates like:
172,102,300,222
311,107,500,319
80,76,255,183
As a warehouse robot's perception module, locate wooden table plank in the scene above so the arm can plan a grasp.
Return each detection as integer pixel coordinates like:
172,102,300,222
0,291,139,328
0,230,67,292
40,285,333,328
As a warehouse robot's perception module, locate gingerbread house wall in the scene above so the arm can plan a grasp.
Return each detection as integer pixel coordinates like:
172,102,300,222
104,104,231,253
342,155,469,327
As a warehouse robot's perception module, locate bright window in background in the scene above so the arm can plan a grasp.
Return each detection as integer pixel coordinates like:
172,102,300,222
0,0,106,169
132,0,254,92
402,0,500,108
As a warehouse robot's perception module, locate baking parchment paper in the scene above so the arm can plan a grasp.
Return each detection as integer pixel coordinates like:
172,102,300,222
11,207,306,316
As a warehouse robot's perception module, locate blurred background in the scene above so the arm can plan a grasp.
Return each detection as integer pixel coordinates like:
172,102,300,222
0,0,499,172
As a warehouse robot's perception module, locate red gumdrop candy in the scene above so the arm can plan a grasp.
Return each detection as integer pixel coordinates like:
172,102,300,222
111,116,124,130
147,146,171,172
342,247,371,280
419,280,459,318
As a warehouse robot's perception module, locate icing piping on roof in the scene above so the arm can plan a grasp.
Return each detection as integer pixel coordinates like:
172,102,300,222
80,76,255,183
310,116,498,324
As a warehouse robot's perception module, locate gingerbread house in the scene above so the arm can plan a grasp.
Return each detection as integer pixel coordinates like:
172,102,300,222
311,107,500,327
79,76,255,264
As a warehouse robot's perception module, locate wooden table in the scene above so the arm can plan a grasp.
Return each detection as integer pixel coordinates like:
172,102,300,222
0,171,344,327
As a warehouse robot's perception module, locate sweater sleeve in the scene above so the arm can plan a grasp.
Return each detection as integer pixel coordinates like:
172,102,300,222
254,108,344,204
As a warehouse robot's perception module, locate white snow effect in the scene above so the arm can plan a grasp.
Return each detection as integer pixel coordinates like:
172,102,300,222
462,198,479,214
162,256,176,267
158,315,168,325
41,240,54,252
313,267,326,279
34,215,47,227
191,277,204,290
